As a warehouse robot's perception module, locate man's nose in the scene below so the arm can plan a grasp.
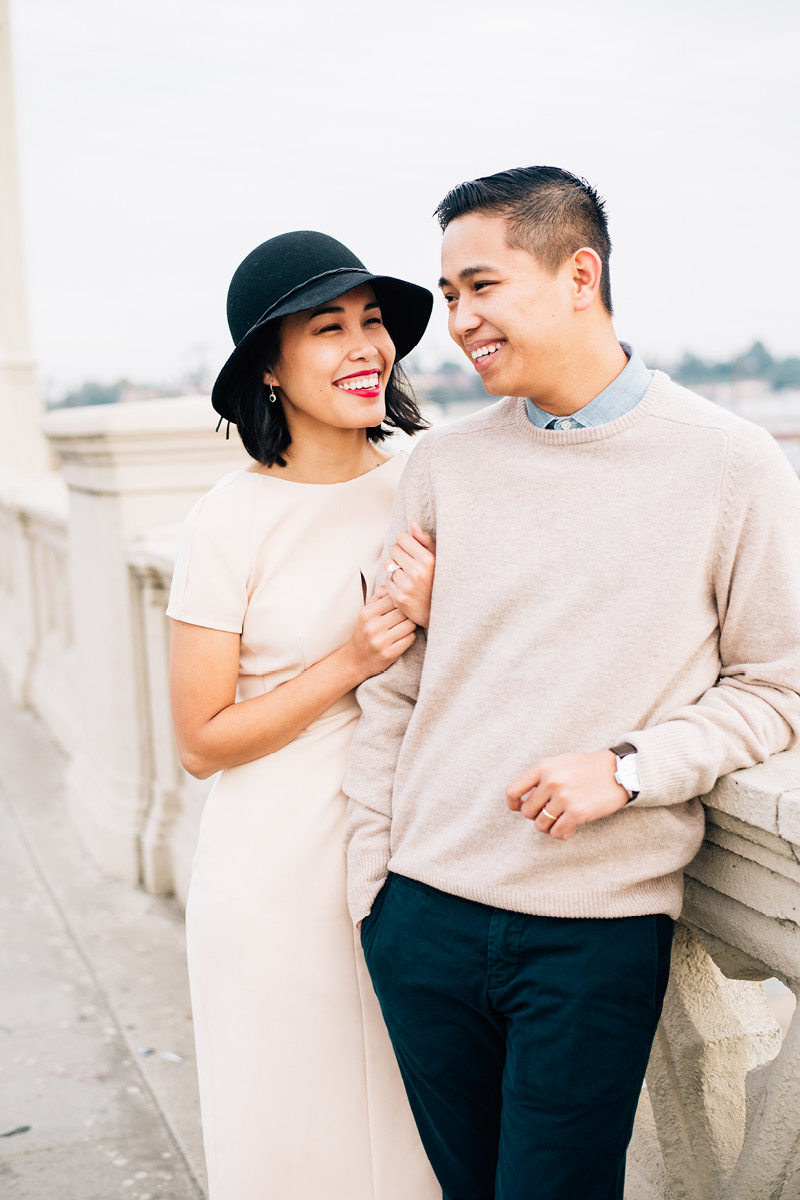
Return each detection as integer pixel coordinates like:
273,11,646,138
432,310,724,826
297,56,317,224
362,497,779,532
451,298,479,340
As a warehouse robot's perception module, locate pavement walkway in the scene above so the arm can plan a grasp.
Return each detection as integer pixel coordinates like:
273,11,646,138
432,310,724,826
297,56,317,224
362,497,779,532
0,675,207,1200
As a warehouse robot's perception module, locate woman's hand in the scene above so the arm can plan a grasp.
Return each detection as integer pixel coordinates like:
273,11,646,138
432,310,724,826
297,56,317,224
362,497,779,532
383,522,436,628
344,591,417,681
170,597,417,779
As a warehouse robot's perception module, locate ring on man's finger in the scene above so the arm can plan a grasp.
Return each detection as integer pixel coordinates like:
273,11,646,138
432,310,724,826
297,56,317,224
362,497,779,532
386,560,402,582
541,808,557,822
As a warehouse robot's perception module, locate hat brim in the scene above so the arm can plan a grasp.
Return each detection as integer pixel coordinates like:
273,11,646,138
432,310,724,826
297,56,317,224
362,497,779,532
212,270,433,422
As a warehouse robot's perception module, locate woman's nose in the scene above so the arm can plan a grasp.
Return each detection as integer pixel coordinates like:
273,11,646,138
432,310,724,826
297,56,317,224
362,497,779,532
347,329,376,359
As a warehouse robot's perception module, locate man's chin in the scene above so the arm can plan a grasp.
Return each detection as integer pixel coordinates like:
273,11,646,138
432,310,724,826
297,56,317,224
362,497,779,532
479,374,511,397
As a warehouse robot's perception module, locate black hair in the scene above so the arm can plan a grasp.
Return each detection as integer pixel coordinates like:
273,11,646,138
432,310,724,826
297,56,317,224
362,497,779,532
434,165,614,315
226,316,428,468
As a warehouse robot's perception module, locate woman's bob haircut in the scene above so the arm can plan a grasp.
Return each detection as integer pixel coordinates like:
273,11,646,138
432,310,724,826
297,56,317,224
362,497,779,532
224,316,428,469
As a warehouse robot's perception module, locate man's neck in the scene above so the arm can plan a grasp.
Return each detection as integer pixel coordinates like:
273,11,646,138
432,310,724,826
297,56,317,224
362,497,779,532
526,332,629,418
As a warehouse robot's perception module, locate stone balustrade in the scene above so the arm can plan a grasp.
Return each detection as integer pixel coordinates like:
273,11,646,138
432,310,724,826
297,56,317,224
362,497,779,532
37,395,246,884
0,467,75,749
0,395,797,1198
629,755,800,1198
127,527,210,902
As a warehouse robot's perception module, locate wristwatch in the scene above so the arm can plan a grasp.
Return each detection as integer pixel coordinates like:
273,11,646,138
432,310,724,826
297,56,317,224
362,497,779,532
610,742,640,802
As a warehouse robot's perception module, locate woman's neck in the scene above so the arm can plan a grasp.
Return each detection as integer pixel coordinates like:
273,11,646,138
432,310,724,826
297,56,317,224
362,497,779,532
249,426,387,484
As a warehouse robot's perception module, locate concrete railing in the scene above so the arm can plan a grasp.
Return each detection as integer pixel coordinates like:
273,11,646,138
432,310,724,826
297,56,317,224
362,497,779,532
127,527,210,904
629,756,800,1198
0,395,797,1198
39,396,244,885
0,467,76,751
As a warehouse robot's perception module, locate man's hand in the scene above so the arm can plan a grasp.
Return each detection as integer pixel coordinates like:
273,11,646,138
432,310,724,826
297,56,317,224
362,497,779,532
383,522,436,628
506,751,629,840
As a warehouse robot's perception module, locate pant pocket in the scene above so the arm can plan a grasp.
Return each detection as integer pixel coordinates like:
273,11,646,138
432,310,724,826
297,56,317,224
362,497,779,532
651,914,675,1023
359,872,393,955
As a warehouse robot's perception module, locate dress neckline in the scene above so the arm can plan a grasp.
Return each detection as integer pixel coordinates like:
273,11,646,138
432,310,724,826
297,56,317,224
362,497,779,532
245,453,404,488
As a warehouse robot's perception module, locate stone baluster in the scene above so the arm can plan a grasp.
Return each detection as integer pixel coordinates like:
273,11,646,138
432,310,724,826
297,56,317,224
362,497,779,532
43,396,246,883
628,756,800,1199
643,925,781,1199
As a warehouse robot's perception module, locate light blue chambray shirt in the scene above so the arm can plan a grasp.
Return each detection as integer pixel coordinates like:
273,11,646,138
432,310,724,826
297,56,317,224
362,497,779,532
524,343,652,429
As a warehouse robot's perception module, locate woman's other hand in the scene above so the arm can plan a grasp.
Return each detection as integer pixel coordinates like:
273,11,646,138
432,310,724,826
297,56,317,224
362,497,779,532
383,522,436,628
345,591,416,681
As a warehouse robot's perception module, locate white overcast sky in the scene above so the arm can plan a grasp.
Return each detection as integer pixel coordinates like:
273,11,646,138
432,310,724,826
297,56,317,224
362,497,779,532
8,0,800,395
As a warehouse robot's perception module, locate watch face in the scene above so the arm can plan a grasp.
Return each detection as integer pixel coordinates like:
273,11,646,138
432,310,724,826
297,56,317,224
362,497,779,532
617,754,639,794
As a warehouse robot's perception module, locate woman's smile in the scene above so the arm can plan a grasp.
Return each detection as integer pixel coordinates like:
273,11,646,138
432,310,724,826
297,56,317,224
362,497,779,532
333,369,382,397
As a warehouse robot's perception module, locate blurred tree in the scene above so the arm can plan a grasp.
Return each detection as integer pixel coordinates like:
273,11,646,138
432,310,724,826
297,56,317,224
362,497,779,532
768,357,800,389
668,342,799,391
53,380,122,408
732,341,773,379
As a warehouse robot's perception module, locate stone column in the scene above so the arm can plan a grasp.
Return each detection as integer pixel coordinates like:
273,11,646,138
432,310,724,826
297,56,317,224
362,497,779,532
43,396,246,883
0,0,48,472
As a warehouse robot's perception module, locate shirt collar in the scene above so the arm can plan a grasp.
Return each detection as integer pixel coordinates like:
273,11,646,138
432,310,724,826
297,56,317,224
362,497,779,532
524,343,652,429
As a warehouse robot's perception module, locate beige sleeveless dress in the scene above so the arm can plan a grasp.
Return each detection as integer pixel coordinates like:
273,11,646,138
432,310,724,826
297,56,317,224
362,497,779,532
166,454,438,1200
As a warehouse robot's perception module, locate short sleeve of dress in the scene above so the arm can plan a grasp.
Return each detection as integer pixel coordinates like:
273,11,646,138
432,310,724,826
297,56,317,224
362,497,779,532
166,472,253,634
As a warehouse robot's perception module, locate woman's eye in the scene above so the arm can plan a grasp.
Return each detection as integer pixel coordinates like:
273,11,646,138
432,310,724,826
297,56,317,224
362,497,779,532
317,323,341,333
365,316,383,326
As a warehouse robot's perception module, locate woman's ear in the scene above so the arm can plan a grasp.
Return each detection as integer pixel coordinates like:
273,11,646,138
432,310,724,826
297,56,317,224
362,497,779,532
262,370,277,387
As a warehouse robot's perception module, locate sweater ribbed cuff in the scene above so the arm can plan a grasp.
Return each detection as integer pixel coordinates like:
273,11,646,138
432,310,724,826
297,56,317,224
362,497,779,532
347,851,391,925
623,722,706,806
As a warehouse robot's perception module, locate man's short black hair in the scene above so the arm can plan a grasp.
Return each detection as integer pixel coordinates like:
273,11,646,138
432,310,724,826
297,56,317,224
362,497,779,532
434,166,614,315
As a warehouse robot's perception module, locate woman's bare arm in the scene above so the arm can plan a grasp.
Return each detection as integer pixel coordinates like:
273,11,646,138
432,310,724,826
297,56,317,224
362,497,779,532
170,592,415,779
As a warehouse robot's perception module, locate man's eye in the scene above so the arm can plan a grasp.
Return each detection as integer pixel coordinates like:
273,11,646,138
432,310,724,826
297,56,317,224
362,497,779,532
442,293,456,305
473,281,495,291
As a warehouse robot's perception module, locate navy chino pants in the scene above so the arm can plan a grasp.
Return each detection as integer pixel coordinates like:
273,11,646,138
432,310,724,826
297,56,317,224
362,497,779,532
361,872,673,1200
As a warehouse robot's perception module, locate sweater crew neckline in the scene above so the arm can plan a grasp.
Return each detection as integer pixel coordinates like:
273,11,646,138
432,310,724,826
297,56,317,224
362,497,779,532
512,371,671,444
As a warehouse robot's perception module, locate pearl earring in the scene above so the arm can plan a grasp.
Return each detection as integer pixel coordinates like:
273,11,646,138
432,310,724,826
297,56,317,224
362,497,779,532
268,385,277,404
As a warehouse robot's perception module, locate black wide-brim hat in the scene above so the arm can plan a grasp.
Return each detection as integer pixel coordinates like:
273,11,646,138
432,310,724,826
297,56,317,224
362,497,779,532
211,230,434,422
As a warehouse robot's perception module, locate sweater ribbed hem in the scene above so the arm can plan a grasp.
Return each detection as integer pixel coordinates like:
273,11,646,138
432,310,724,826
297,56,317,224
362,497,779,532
347,851,390,924
384,865,685,922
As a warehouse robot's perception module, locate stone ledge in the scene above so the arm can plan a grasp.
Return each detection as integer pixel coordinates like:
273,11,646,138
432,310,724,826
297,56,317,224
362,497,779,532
42,397,248,496
42,395,219,437
128,525,182,578
0,466,68,521
703,750,800,843
685,751,800,987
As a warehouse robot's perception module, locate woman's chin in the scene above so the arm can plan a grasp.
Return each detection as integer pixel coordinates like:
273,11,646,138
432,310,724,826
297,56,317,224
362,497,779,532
352,401,387,429
323,393,386,432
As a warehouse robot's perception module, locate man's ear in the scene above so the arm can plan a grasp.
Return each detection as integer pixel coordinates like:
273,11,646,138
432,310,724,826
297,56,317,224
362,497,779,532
571,247,603,312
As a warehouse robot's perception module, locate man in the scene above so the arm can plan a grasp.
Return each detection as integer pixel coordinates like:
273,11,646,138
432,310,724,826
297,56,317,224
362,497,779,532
344,166,800,1200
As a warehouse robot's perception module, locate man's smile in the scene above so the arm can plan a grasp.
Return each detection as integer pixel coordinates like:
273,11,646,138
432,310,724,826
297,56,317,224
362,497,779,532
468,340,506,372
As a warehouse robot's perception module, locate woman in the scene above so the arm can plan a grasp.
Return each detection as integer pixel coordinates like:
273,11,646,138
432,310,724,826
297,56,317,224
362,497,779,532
167,231,440,1200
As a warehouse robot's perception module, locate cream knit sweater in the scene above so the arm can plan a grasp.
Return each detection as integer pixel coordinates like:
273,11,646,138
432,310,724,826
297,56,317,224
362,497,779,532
343,373,800,922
